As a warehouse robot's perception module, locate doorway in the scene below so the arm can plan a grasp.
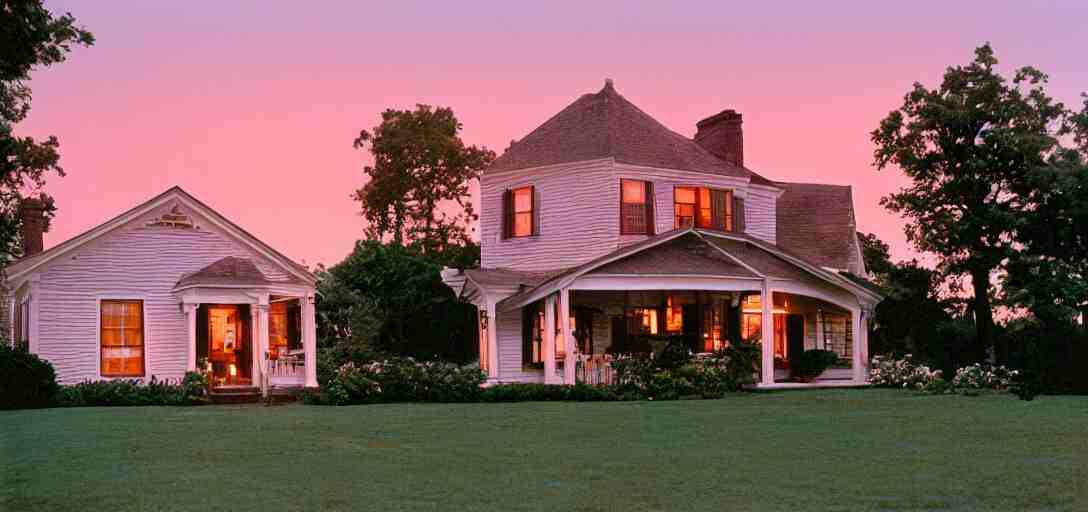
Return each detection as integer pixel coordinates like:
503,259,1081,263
204,305,252,387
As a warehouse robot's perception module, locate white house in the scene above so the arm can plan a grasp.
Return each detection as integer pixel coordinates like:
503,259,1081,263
4,187,318,395
442,80,882,388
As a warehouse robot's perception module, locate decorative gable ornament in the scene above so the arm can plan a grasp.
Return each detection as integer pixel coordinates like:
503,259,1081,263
147,203,198,229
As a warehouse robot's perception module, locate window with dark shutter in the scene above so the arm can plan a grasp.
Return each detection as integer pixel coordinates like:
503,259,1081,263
620,179,654,235
676,186,734,231
505,186,533,238
521,302,544,366
734,196,745,232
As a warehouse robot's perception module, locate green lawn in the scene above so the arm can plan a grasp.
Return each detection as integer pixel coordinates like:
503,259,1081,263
2,389,1086,511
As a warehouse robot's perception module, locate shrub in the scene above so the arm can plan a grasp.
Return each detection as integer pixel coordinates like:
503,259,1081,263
950,363,1016,392
0,344,60,409
311,357,487,405
869,354,943,390
791,349,840,381
58,373,209,407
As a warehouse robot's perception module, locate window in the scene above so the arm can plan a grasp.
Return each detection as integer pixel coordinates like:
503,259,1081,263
674,187,697,228
13,296,29,350
100,300,144,377
522,302,544,366
620,179,654,235
821,312,852,360
504,186,535,238
478,310,489,372
268,301,301,358
626,308,659,335
674,186,734,231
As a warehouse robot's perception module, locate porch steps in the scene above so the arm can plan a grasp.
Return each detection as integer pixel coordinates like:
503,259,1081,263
209,387,261,404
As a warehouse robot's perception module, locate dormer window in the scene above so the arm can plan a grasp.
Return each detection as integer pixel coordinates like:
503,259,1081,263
674,186,735,231
620,179,655,235
503,186,536,238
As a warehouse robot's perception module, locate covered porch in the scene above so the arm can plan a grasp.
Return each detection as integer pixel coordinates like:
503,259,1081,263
450,229,880,388
173,257,318,395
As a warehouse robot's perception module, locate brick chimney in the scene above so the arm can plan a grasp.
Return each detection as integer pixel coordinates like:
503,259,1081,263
694,109,744,167
19,197,49,257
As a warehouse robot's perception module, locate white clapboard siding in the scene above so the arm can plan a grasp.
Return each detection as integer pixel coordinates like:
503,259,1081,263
481,159,779,272
34,202,297,384
494,306,544,383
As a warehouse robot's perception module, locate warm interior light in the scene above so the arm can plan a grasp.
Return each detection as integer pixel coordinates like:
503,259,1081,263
228,363,237,377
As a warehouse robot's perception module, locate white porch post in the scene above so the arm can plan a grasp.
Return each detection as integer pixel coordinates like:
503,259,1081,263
851,307,864,383
561,288,575,385
184,303,198,372
302,294,318,388
257,295,270,396
250,305,260,386
543,294,558,384
815,309,825,350
760,281,775,385
484,297,499,381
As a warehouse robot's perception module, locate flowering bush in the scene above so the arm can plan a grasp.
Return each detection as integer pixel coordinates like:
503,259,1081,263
306,357,486,405
58,372,209,406
951,363,1017,392
869,354,943,390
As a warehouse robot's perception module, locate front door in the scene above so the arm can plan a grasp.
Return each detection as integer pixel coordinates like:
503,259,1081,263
207,305,251,386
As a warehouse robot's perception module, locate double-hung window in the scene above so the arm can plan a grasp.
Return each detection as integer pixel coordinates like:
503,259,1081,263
100,300,145,377
503,186,535,238
620,179,655,235
674,186,735,231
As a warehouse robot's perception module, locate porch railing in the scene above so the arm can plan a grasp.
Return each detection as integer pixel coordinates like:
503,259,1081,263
577,354,614,386
267,352,305,383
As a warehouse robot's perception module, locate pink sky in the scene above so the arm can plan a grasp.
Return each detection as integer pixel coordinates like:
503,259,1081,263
19,1,1088,268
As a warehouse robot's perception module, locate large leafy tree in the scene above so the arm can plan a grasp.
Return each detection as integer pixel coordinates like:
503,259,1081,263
871,44,1066,363
352,105,494,255
0,1,93,260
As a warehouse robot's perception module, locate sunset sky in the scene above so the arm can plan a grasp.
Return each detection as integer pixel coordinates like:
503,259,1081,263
19,1,1088,268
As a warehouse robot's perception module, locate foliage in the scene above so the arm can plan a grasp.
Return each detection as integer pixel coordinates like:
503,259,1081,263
950,363,1016,393
317,240,476,360
0,343,59,409
57,373,209,407
790,349,840,381
0,1,93,262
1004,319,1088,395
869,354,943,391
306,357,486,405
352,104,495,251
871,43,1071,364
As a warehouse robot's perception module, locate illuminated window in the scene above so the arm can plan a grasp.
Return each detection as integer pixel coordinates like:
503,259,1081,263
478,310,489,372
627,308,659,335
503,186,536,238
666,295,683,333
100,300,144,377
674,187,696,228
674,186,734,231
621,180,653,234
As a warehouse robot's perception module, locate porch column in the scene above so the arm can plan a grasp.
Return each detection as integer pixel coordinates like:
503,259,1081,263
760,281,775,385
561,288,575,385
485,297,499,381
257,295,270,396
543,294,558,384
815,309,825,350
250,306,261,387
851,307,864,383
184,303,199,372
302,294,318,388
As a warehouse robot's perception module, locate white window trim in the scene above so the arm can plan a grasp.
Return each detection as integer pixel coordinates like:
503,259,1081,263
94,294,151,381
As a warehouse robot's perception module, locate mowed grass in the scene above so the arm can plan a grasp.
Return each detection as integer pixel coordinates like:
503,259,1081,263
2,389,1086,512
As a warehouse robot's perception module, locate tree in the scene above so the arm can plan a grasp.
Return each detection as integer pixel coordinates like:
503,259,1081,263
352,105,495,253
871,43,1066,364
0,1,93,260
318,240,476,361
858,232,962,371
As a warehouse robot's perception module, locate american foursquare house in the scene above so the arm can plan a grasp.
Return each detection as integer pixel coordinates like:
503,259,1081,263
443,81,882,387
4,187,318,395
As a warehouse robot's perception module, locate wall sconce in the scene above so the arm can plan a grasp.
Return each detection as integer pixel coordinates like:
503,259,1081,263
479,310,489,330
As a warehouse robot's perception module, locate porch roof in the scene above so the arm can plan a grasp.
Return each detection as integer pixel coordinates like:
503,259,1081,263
174,256,308,290
492,228,882,311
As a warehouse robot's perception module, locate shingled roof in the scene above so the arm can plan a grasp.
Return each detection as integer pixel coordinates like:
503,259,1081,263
489,80,774,186
175,256,307,289
774,182,860,271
